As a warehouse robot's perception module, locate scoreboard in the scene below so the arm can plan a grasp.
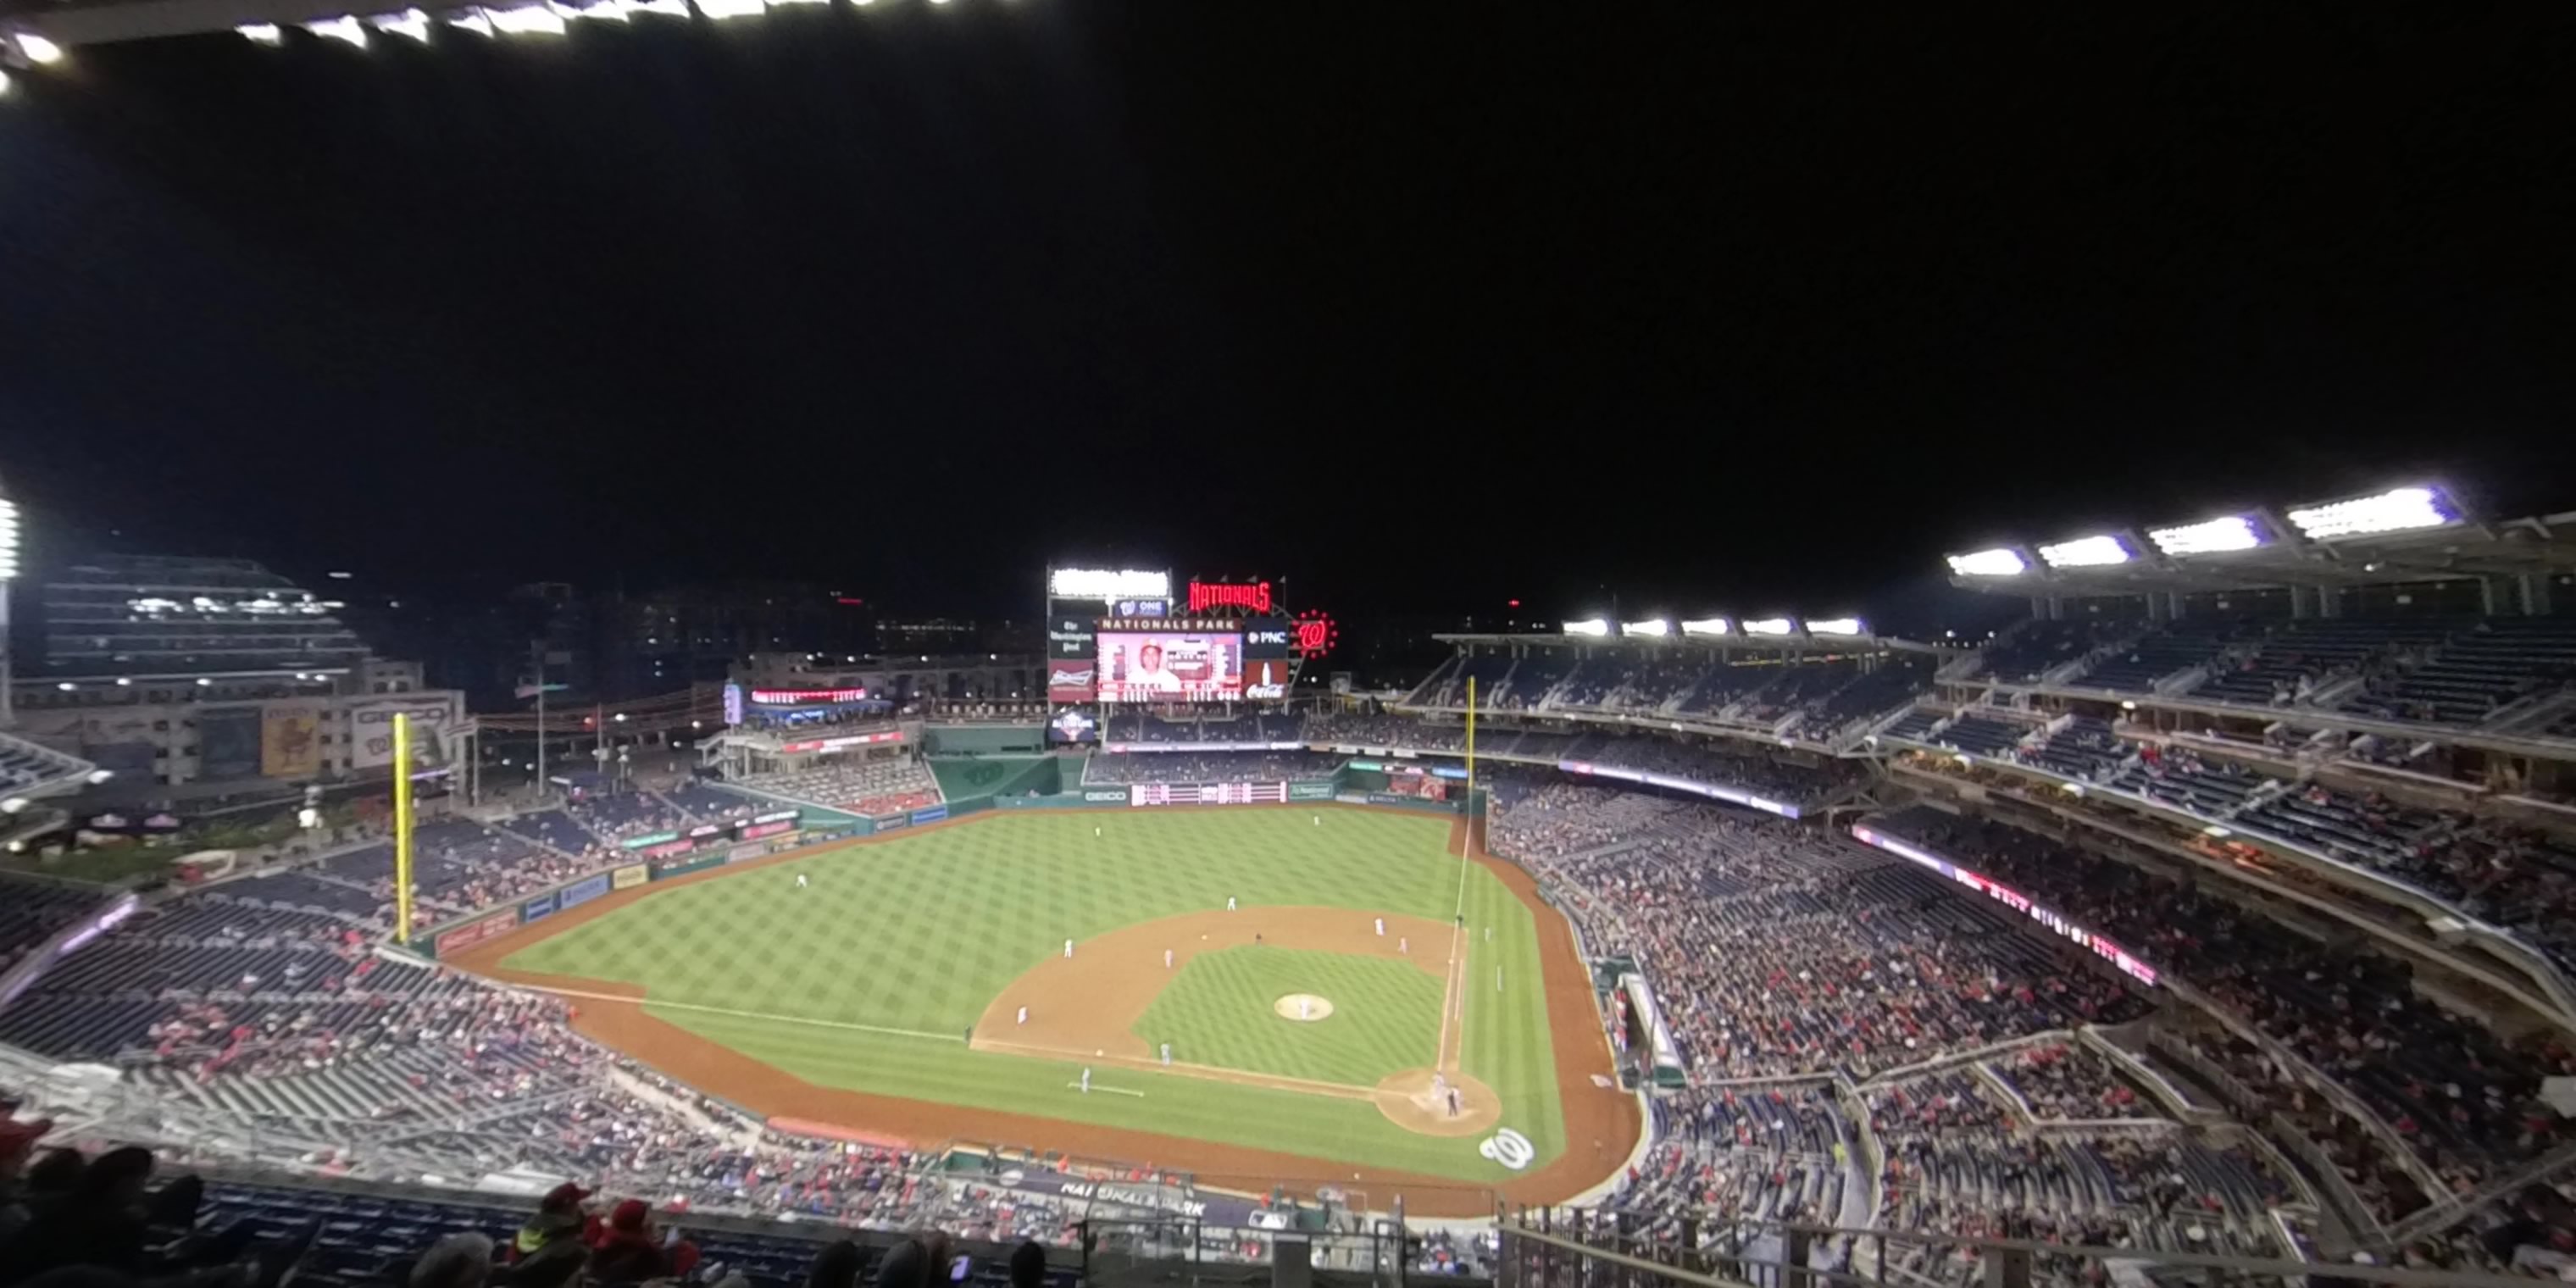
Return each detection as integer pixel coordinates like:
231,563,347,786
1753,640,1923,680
1126,781,1289,806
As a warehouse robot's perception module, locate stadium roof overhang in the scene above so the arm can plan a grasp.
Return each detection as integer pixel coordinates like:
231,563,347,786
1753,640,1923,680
1433,632,1951,657
1946,496,2576,599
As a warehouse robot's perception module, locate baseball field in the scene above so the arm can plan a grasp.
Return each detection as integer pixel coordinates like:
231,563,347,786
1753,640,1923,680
446,806,1638,1212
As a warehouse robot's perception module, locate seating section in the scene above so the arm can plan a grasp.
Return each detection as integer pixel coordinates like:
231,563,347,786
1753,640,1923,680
183,1179,1091,1288
0,873,103,970
1992,613,2576,731
1403,649,1936,741
2074,619,2241,691
1868,805,2573,1197
2343,619,2576,725
2105,745,2268,817
1927,715,2027,758
1301,713,1860,806
1494,786,2148,1080
2193,618,2440,707
1979,619,2132,685
731,758,940,817
2022,716,2129,780
1,729,97,799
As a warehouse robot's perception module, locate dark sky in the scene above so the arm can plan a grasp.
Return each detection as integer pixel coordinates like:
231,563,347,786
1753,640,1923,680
3,3,2568,628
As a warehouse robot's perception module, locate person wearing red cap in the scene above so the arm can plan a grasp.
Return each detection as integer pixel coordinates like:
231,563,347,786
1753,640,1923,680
585,1199,698,1284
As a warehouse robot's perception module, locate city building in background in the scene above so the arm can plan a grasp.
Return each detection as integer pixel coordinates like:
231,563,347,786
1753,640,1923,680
3,552,465,797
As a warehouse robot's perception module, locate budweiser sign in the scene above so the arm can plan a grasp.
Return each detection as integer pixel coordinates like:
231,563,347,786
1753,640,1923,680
1187,580,1274,614
1048,663,1096,685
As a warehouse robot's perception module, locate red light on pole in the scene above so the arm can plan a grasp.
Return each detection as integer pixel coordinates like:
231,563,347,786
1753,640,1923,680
1507,599,1521,609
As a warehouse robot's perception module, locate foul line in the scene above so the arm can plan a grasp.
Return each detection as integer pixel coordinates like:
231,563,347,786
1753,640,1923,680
975,1036,1383,1102
1066,1083,1147,1098
1437,816,1474,1070
497,981,966,1045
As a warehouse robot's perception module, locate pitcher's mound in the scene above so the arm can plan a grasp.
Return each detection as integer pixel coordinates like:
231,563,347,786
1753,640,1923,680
1374,1069,1502,1136
1274,993,1335,1022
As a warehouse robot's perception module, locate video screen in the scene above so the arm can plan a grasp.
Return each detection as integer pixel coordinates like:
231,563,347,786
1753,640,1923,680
1096,630,1242,702
1046,709,1100,744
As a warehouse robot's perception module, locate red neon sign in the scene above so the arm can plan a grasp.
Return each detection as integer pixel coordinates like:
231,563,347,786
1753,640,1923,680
1293,608,1338,659
1187,580,1274,614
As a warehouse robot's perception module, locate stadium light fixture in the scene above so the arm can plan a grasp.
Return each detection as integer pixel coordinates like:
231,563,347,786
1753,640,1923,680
369,8,433,37
1946,547,2028,577
1049,568,1169,600
1742,618,1795,636
1806,617,1865,636
0,798,25,815
13,32,65,64
2147,514,2263,556
54,681,73,691
1563,618,1612,637
87,769,113,785
2286,486,2455,540
445,8,496,32
1680,618,1731,637
487,4,568,33
0,497,19,580
237,21,285,42
2035,535,2132,569
1622,619,1669,637
305,15,369,47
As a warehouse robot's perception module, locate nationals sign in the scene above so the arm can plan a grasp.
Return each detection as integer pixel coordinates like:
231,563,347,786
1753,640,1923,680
1187,580,1274,614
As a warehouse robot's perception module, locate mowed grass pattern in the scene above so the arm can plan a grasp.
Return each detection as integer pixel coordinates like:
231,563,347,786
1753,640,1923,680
1135,947,1441,1086
498,808,1566,1184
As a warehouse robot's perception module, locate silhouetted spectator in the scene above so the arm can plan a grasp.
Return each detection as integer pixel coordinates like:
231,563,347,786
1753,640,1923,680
586,1199,697,1283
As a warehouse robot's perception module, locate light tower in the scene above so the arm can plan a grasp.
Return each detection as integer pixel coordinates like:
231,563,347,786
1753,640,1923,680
0,476,21,728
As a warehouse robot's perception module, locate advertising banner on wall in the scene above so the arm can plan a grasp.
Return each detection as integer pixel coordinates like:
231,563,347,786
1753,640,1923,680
198,708,264,780
348,696,460,770
433,910,518,958
558,873,612,910
612,863,651,890
261,703,325,779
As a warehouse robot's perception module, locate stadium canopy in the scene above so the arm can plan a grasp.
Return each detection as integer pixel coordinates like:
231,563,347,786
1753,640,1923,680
1943,486,2576,598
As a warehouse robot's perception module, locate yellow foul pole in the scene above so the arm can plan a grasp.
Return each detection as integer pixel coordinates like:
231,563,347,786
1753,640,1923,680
394,713,414,945
1463,676,1477,855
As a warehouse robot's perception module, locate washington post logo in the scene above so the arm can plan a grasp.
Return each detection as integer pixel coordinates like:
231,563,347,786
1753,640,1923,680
1186,580,1273,614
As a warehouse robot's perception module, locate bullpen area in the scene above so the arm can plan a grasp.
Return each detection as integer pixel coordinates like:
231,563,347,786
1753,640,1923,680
443,805,1637,1213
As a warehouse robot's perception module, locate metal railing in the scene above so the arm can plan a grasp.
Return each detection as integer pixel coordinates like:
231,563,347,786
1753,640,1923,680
1494,1208,2545,1288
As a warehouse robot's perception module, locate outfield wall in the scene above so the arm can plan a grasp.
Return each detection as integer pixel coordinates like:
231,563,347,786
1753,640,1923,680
410,784,1425,959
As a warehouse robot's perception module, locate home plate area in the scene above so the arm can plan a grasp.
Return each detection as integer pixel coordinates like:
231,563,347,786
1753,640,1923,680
1373,1069,1501,1136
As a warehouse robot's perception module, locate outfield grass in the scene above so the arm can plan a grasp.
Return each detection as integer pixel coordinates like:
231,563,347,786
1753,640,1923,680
500,808,1564,1185
1135,947,1442,1086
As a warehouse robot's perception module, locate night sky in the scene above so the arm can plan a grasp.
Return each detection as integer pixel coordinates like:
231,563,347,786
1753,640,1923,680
2,4,2567,630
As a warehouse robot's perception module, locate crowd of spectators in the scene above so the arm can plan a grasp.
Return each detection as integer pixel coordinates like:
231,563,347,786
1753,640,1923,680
1869,806,2573,1203
0,1096,1082,1288
1402,649,1932,741
1490,786,2149,1081
727,758,939,819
